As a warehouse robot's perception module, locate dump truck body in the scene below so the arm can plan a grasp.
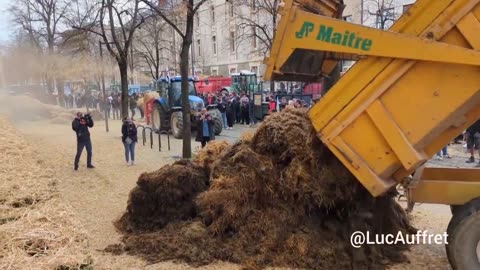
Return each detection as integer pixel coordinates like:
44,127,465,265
265,0,480,267
265,0,480,202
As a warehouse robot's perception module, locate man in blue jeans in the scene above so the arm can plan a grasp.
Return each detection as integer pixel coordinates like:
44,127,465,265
72,112,95,170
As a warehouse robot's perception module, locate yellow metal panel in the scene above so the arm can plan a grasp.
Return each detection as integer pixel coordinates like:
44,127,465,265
310,0,476,134
456,13,480,48
321,59,414,140
421,167,480,182
289,13,480,65
328,136,397,196
366,100,426,171
410,180,480,205
380,61,480,148
339,113,399,178
410,168,480,205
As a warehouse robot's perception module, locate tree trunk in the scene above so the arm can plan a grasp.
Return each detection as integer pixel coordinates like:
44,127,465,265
46,76,55,104
119,61,129,119
180,41,192,159
57,78,65,107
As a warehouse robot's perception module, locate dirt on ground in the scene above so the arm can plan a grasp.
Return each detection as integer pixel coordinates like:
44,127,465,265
113,108,417,270
0,94,453,270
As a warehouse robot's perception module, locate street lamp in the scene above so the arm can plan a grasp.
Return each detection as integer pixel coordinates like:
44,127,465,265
99,40,115,132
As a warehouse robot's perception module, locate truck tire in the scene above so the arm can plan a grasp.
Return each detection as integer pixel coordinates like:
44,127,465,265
171,111,183,139
446,198,480,270
152,103,162,130
213,117,222,135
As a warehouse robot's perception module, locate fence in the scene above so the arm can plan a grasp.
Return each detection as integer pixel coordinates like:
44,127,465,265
136,125,171,151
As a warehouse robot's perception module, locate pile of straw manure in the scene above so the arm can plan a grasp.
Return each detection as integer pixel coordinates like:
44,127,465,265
111,108,416,270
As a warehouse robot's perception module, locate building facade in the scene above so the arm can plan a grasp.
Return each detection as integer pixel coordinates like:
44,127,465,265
135,0,418,84
192,0,266,80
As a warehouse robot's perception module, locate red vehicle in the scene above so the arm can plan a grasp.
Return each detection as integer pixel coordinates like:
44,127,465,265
302,82,323,99
195,76,232,94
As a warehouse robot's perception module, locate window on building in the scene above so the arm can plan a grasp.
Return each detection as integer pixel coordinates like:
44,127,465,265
229,1,234,17
343,15,353,22
230,31,235,52
251,66,258,74
212,36,217,55
211,6,215,23
211,69,218,76
230,68,237,74
197,39,201,56
251,27,257,48
196,14,200,27
403,4,413,14
251,0,256,11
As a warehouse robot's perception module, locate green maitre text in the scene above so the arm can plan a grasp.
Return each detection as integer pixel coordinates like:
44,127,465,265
296,22,373,51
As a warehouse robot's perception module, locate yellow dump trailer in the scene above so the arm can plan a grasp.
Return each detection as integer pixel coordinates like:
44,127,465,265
265,0,480,268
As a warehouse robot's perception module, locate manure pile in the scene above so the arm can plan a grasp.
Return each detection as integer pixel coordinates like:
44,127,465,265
112,108,416,270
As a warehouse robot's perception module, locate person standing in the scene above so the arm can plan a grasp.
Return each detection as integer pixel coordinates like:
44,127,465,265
466,119,480,163
240,94,250,125
435,145,451,160
112,94,120,120
233,93,241,124
195,108,215,148
72,112,95,170
218,96,228,129
225,96,235,130
129,95,137,120
122,117,138,165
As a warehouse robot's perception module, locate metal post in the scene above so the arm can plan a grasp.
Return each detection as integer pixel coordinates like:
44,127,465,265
158,131,161,152
191,39,196,77
99,41,109,132
360,0,364,25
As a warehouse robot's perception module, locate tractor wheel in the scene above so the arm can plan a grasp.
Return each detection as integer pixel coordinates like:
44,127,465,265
446,198,480,270
213,117,223,136
152,103,162,130
171,111,183,139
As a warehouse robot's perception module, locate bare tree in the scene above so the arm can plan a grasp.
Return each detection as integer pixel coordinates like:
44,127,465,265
235,0,279,56
71,0,145,118
233,0,280,91
134,16,173,81
142,0,208,159
363,0,398,30
10,0,69,103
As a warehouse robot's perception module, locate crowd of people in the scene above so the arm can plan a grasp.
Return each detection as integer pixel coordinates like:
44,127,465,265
70,89,317,168
197,91,311,130
63,91,144,121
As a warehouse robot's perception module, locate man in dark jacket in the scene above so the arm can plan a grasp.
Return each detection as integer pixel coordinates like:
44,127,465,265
122,117,138,165
217,96,227,129
72,112,95,170
466,119,480,163
195,108,215,148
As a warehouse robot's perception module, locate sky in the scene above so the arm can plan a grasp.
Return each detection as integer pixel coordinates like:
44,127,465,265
0,0,13,43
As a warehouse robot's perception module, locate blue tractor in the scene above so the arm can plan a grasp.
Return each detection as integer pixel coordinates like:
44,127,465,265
151,76,223,139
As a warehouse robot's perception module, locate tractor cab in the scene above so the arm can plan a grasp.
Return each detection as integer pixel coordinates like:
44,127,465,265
231,70,270,120
157,76,200,109
230,70,259,94
152,76,223,139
